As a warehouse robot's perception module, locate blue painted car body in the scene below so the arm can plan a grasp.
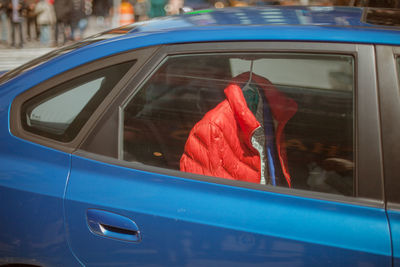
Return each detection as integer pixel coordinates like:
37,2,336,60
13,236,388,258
0,6,399,266
65,155,390,266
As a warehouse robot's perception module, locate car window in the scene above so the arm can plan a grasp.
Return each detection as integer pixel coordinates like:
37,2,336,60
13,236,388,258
28,78,105,135
22,61,135,142
122,53,354,196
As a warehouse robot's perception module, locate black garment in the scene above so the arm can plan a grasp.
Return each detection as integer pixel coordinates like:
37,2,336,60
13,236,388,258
53,0,72,44
11,20,23,47
70,0,84,39
7,0,26,47
26,16,39,40
93,0,112,17
54,0,72,22
54,20,66,45
5,0,27,20
0,0,7,12
25,0,39,40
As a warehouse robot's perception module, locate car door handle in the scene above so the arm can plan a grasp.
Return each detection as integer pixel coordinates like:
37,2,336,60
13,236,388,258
86,209,141,242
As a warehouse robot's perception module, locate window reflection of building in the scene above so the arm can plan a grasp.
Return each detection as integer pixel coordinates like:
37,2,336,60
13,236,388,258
182,7,364,27
364,8,400,27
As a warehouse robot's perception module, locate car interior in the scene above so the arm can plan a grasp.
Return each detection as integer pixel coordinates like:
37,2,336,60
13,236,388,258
123,54,354,196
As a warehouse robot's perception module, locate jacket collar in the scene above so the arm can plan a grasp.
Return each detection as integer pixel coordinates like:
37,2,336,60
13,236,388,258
224,72,298,147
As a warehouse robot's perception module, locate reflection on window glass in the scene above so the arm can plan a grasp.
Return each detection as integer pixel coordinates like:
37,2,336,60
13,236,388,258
364,8,400,27
28,78,105,135
123,53,354,196
22,60,135,142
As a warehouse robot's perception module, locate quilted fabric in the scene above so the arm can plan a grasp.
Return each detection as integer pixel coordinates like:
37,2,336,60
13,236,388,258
180,72,298,187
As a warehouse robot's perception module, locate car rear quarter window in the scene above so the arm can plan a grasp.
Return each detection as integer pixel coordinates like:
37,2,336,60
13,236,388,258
121,53,355,196
21,61,135,142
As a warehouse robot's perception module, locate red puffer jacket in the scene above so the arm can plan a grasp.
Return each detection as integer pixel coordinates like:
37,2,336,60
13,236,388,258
180,72,298,187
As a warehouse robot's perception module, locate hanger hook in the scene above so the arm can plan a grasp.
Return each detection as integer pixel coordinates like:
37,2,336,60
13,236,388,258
249,60,254,81
243,60,254,90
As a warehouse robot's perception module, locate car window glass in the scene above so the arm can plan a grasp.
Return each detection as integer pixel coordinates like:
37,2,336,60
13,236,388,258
122,53,354,196
364,8,400,27
22,60,135,142
28,78,104,135
230,57,352,90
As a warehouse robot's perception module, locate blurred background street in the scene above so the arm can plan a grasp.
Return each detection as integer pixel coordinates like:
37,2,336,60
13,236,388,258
0,15,111,70
0,47,52,70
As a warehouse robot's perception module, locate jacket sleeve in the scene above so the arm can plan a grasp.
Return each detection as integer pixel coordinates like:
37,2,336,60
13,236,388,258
180,121,224,177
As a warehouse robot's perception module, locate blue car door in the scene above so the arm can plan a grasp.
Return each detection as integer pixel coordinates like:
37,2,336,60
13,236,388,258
65,42,391,266
0,135,75,265
0,76,80,265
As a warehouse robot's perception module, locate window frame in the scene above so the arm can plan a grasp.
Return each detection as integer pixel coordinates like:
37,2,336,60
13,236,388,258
10,46,159,153
77,41,384,206
376,45,400,208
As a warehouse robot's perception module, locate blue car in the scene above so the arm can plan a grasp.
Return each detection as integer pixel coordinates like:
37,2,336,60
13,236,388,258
1,6,400,266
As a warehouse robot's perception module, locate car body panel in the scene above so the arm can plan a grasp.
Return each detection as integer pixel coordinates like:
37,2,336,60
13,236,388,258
387,210,400,266
65,154,391,266
0,92,78,265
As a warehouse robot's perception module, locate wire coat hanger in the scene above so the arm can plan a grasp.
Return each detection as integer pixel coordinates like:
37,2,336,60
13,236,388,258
243,60,255,92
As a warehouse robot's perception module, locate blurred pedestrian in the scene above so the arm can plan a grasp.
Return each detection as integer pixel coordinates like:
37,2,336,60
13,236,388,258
25,0,40,41
148,0,166,18
134,0,147,21
53,0,72,46
35,0,56,45
93,0,112,27
70,0,88,40
8,0,26,48
0,0,8,44
78,0,91,37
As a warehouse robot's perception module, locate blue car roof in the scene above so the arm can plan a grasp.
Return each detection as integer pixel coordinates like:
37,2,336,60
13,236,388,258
86,6,400,46
130,6,398,30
